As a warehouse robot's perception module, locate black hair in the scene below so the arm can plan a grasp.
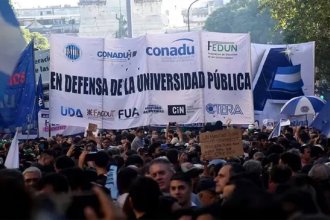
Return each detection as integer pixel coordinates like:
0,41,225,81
170,172,192,187
129,176,161,213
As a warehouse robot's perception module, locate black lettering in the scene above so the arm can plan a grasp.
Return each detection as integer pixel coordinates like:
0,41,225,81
198,71,205,88
89,77,95,95
184,73,191,90
207,72,213,89
244,72,251,90
102,78,108,95
161,73,166,90
237,73,244,90
173,73,180,90
220,74,227,90
72,75,78,93
65,74,71,92
166,74,173,91
83,77,89,94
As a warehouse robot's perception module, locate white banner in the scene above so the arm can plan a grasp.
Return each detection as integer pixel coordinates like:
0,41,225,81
50,32,254,129
202,32,254,124
38,109,85,138
252,42,315,124
35,49,50,82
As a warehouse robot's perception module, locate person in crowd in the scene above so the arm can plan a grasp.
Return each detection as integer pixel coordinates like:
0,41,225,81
131,127,145,152
117,167,139,208
23,166,42,192
214,163,245,196
196,176,218,207
32,150,55,174
128,176,161,219
149,157,175,194
54,155,75,172
170,172,195,209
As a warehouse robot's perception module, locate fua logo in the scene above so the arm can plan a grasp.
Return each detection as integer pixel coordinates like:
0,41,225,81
146,38,195,57
61,106,83,117
118,108,139,119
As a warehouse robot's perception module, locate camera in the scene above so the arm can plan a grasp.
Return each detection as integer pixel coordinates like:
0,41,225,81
169,122,176,126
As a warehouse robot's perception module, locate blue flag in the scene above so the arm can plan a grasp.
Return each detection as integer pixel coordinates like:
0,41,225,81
36,74,45,112
0,41,36,132
0,0,26,101
253,48,304,111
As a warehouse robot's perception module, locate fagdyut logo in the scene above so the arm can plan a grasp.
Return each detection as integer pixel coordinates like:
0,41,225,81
206,103,243,115
61,106,83,118
118,108,140,120
97,50,137,62
146,38,195,57
87,109,115,120
65,44,81,61
143,104,164,114
168,105,186,116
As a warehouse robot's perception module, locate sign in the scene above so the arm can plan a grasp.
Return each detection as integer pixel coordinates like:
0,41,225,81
50,32,254,129
38,109,85,137
252,42,315,122
200,129,244,160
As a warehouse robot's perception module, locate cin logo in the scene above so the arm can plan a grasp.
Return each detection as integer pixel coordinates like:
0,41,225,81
65,44,81,61
118,108,139,120
168,105,186,116
61,106,83,118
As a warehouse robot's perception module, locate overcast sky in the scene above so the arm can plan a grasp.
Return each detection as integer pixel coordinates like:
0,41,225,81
12,0,79,9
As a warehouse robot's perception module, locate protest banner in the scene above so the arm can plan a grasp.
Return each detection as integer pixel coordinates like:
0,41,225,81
200,129,244,160
49,32,254,129
252,42,315,124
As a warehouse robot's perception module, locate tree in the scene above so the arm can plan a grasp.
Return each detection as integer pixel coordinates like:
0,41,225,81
204,0,283,44
260,0,330,80
21,28,49,50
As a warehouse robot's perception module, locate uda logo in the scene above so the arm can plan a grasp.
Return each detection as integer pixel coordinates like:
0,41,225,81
61,106,83,118
65,44,81,61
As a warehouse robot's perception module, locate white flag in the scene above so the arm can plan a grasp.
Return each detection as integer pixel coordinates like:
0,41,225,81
4,131,19,169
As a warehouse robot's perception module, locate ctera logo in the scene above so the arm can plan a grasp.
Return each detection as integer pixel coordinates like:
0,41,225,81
65,44,81,61
168,105,186,116
118,108,139,120
146,38,195,57
206,103,243,115
61,106,83,118
97,50,137,61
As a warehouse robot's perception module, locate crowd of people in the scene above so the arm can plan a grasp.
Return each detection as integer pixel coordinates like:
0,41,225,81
1,122,330,220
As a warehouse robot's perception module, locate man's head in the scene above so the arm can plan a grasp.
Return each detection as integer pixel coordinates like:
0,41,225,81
101,137,111,150
214,163,245,194
149,157,175,192
135,127,144,138
170,172,192,208
196,177,217,207
23,166,42,190
38,151,54,166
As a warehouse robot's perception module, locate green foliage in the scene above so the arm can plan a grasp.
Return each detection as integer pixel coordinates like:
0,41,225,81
204,0,283,44
261,0,330,80
22,28,49,50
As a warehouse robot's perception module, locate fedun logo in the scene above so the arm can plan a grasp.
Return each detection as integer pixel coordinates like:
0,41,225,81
206,103,243,115
146,38,195,57
208,41,237,53
61,106,83,117
65,44,81,61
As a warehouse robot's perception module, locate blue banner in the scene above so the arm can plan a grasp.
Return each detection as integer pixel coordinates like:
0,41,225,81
0,41,36,132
